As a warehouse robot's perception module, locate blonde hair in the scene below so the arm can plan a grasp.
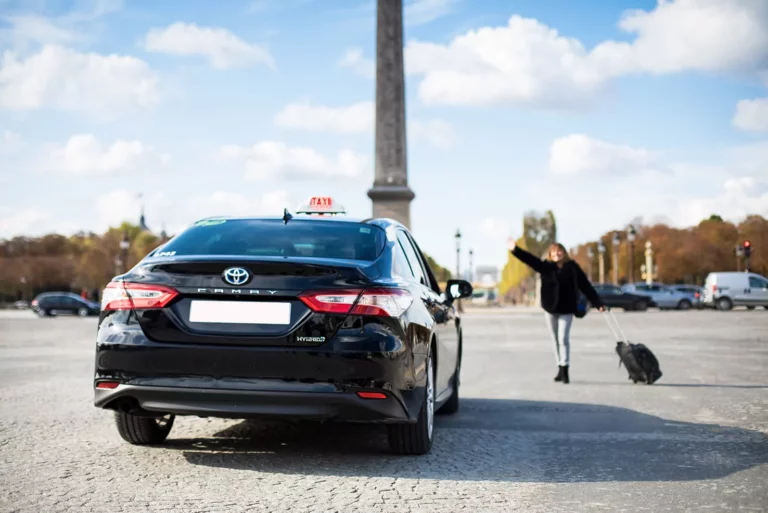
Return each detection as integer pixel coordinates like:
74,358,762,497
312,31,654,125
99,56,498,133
546,243,571,263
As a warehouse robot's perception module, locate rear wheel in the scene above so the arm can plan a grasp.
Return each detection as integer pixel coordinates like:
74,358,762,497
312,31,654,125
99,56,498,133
716,297,733,311
677,299,692,310
115,412,174,445
388,353,434,455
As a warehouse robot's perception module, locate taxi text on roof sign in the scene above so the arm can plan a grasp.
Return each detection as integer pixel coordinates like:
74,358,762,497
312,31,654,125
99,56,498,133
296,196,347,216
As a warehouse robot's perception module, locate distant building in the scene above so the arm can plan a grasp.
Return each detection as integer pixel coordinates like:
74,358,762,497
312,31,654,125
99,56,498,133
139,206,150,232
474,266,500,288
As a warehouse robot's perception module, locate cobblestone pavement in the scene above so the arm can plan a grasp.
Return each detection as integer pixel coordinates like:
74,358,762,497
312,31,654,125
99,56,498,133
1,309,767,512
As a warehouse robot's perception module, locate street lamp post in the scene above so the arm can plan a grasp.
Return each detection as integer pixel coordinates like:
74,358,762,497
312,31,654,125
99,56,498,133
612,232,621,285
626,226,636,284
119,234,130,274
644,241,654,286
586,247,595,282
598,242,606,284
468,249,474,283
454,230,462,312
454,230,461,279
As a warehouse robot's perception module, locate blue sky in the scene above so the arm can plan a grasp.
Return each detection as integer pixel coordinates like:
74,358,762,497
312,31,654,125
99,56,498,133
1,0,767,272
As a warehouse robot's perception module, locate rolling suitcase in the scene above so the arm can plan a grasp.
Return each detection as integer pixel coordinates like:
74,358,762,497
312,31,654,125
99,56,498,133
604,310,662,385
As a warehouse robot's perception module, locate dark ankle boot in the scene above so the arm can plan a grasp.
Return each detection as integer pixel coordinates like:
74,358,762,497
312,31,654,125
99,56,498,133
562,365,570,384
554,366,564,382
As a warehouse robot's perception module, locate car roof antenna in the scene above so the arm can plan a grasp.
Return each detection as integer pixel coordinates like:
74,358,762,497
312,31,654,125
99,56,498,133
282,208,293,225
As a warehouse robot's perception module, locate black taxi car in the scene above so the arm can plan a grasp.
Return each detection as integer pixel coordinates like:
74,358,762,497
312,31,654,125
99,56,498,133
94,197,472,455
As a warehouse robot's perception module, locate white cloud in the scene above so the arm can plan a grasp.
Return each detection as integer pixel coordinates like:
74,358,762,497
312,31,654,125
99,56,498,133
274,100,455,147
143,22,274,69
679,177,768,224
0,15,82,47
0,130,23,153
92,188,292,235
592,0,768,76
405,0,458,26
95,190,142,230
189,190,291,219
274,100,374,134
733,97,768,132
527,136,768,247
221,141,368,181
549,134,658,175
406,0,768,107
47,134,166,175
406,16,605,108
409,119,455,148
480,217,510,239
337,47,374,78
0,45,160,116
0,208,50,238
0,0,122,49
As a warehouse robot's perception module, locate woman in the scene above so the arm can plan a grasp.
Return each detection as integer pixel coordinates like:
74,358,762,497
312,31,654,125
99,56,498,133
508,238,605,384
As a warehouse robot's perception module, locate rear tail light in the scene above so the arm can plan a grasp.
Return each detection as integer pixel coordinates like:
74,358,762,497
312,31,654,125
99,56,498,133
101,282,178,311
357,391,387,399
96,381,119,389
711,285,717,293
694,292,700,298
298,290,363,314
299,288,413,317
31,300,38,307
350,288,413,317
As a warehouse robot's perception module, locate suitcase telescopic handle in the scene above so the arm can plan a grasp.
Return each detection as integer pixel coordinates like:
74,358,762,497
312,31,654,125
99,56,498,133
602,309,628,342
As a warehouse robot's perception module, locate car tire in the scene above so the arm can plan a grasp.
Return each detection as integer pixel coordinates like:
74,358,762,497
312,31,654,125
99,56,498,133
716,297,733,311
633,300,648,312
388,353,435,455
677,300,692,310
115,412,174,445
77,307,89,317
746,306,756,310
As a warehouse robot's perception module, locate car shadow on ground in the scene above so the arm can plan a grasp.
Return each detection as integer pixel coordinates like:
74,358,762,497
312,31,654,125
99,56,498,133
163,398,768,483
577,381,768,389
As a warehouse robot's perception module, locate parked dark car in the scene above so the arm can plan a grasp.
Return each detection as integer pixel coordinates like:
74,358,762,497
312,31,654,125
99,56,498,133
94,212,473,455
32,292,100,317
593,284,652,311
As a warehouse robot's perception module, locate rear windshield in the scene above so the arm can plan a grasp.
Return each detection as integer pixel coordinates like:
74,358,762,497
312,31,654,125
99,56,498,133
153,219,386,261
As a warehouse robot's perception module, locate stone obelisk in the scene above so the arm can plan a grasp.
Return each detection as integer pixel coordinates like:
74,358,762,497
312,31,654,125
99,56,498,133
368,0,415,228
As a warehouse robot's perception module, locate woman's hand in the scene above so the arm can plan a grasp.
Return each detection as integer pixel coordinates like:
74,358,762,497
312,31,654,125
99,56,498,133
507,237,516,252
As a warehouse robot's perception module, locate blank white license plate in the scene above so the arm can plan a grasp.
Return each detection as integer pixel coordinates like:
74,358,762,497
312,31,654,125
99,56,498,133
188,300,291,325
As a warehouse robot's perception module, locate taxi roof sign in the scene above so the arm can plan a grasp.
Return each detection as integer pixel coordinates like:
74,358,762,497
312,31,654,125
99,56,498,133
295,196,346,216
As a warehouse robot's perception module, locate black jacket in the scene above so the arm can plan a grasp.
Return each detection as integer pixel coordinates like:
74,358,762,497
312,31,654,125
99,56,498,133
511,246,604,314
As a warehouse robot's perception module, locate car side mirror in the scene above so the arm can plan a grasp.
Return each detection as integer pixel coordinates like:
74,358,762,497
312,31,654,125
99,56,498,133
446,279,473,302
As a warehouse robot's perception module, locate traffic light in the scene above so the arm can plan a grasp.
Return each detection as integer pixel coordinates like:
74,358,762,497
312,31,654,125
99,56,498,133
743,240,751,259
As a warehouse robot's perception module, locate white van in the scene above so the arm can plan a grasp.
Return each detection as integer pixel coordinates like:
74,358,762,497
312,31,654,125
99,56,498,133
703,272,768,310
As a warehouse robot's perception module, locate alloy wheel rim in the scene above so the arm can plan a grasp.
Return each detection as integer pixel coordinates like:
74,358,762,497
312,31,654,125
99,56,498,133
426,356,434,440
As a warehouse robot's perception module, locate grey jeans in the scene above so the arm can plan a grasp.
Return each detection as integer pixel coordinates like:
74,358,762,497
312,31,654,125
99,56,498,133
544,312,574,366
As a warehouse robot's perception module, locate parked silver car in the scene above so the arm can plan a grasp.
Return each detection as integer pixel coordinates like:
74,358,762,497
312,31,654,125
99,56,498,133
621,283,694,310
671,285,705,309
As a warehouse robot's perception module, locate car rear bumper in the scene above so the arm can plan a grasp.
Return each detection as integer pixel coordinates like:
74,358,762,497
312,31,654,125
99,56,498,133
94,381,411,422
94,323,427,422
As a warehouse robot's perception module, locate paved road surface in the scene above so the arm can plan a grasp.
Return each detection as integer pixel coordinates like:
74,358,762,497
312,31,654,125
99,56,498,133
1,309,767,512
